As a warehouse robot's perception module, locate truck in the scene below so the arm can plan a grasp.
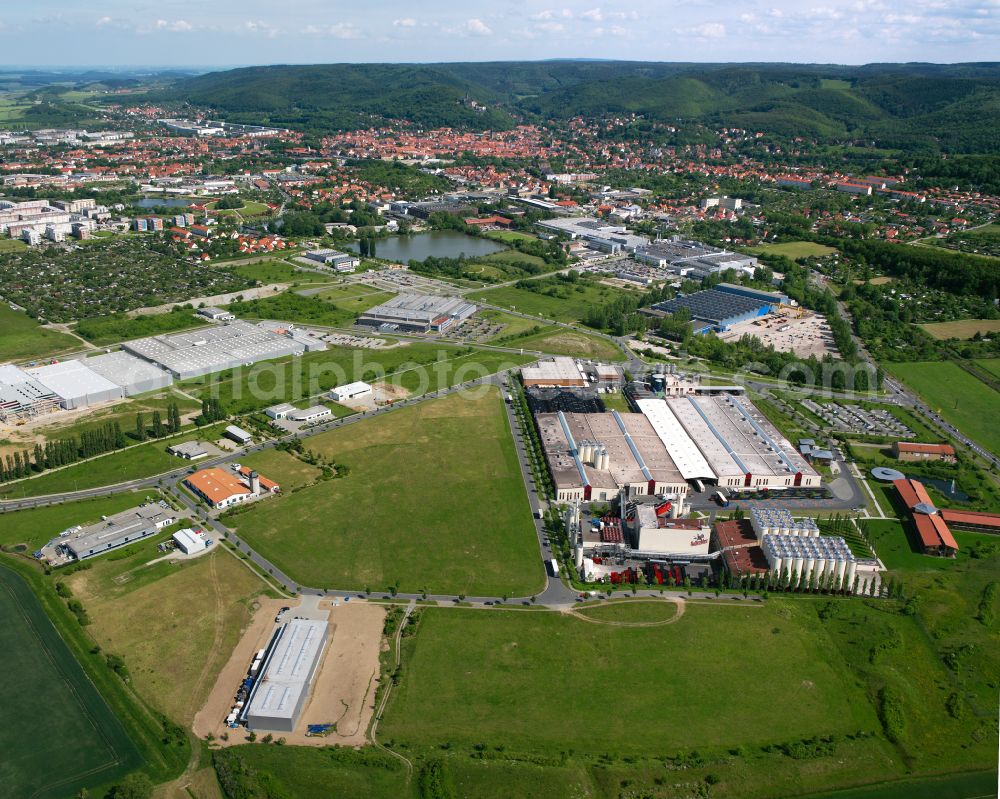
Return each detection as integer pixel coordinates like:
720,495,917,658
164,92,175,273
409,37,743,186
713,490,730,508
535,506,544,519
548,558,560,577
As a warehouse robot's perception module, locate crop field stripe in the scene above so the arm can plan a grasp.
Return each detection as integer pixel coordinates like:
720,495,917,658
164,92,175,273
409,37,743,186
0,562,141,798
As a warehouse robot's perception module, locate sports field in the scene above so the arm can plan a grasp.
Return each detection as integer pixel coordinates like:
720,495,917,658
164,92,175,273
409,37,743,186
232,388,544,596
0,562,141,798
919,319,1000,340
885,361,1000,453
748,241,836,259
0,303,79,362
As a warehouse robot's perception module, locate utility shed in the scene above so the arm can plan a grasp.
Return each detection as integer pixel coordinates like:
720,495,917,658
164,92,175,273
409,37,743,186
28,359,124,409
84,351,174,395
244,619,328,732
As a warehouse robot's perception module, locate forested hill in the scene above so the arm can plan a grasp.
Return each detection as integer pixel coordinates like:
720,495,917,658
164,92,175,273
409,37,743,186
165,61,1000,152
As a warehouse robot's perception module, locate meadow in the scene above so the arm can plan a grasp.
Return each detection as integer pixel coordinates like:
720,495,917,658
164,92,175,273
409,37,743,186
232,389,544,596
0,563,142,799
226,259,334,285
0,303,80,362
34,391,201,443
885,361,1000,453
748,241,837,259
499,326,625,361
236,448,322,490
469,280,641,325
919,319,1000,340
74,309,208,345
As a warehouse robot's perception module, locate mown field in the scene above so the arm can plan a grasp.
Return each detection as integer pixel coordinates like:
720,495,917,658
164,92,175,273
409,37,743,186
919,319,1000,340
232,389,544,596
311,283,396,313
748,241,837,259
225,259,333,285
0,562,142,799
885,361,1000,453
499,325,625,361
974,358,1000,380
0,303,80,362
74,309,208,345
236,448,322,491
469,281,640,325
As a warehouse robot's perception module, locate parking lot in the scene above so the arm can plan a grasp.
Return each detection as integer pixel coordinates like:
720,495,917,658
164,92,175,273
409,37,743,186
719,310,839,359
801,399,914,438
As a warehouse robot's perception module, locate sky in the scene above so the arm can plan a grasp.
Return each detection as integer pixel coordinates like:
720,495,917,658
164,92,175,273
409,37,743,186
0,0,997,68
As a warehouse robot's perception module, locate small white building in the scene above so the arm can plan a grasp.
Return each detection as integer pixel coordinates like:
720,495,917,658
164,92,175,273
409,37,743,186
173,527,208,555
199,307,235,322
289,405,332,423
265,402,296,420
329,381,372,402
224,425,253,446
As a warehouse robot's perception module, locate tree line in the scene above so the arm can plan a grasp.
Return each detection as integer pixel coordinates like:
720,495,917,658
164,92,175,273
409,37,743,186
0,420,128,483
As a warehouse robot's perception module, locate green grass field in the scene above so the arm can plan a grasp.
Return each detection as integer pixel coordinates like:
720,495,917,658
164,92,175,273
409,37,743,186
311,283,396,313
748,241,837,259
919,319,1000,340
73,310,207,346
0,563,142,798
0,238,27,253
469,281,640,325
501,326,625,361
0,303,80,362
225,259,333,285
974,358,1000,380
236,448,322,490
232,389,544,596
885,361,1000,453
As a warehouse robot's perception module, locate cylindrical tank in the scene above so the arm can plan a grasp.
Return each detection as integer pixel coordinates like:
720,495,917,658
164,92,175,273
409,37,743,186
580,442,594,463
835,557,847,584
792,556,804,579
845,561,857,590
598,449,610,470
770,554,783,574
575,543,584,569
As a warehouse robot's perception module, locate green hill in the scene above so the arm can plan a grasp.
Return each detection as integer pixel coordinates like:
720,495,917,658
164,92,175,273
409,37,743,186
162,61,1000,152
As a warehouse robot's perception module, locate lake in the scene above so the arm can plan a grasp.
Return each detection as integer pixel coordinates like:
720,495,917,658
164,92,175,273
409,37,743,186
136,197,194,209
348,231,506,263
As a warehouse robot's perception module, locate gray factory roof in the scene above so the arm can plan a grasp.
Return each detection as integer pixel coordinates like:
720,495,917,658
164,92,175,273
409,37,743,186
64,503,174,559
762,533,855,561
27,360,123,404
359,293,477,325
83,351,174,394
651,289,769,326
245,619,328,727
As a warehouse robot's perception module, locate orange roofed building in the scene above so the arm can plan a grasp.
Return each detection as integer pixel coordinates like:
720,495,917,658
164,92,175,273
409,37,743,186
185,467,280,509
893,479,959,557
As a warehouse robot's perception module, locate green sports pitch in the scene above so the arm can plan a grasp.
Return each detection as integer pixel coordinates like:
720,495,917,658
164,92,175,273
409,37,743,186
0,562,141,798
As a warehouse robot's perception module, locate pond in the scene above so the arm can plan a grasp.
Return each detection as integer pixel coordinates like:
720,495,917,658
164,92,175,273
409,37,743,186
135,197,194,209
347,231,506,263
911,475,970,503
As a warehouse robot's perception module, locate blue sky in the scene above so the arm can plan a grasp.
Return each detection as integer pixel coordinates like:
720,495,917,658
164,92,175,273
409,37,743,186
0,0,996,67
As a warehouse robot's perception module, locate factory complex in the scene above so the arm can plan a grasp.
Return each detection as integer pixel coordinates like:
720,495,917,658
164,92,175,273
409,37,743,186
633,238,759,280
40,501,176,565
242,619,329,732
356,293,477,334
647,283,789,335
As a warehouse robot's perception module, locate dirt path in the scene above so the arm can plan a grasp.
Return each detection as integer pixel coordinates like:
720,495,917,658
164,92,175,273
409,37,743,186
370,601,414,778
565,597,686,627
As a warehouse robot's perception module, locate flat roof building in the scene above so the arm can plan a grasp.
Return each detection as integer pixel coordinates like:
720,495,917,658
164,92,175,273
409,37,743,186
167,440,210,460
63,503,175,561
173,527,208,555
288,406,331,423
265,402,297,420
199,307,235,321
0,364,60,422
224,425,253,445
357,294,477,334
625,505,710,554
649,288,774,334
521,357,587,388
84,351,174,396
27,360,124,410
536,410,687,502
244,619,329,732
329,381,372,401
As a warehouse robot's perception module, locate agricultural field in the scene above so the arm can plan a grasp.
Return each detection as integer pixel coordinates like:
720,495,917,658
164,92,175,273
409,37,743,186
885,361,1000,453
66,541,266,726
379,594,997,798
0,303,80,362
748,241,837,259
0,563,142,799
236,448,322,490
919,319,1000,340
470,280,641,325
232,389,544,596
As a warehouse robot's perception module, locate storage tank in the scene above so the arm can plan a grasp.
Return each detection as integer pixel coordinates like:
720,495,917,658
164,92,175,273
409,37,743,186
835,556,847,585
579,442,594,463
575,542,584,569
770,554,783,574
845,560,857,589
597,448,610,470
791,556,804,580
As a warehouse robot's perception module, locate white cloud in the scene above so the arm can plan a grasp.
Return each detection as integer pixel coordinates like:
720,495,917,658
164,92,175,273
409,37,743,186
393,18,417,27
581,8,604,21
461,18,493,35
531,8,574,20
328,22,360,38
684,22,726,37
537,21,566,32
154,19,193,33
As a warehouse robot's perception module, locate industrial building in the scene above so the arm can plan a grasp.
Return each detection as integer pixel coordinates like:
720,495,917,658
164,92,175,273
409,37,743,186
287,406,331,423
225,425,253,446
304,249,360,272
122,321,308,380
167,440,210,460
648,285,781,334
750,507,820,539
356,294,477,333
173,528,209,555
637,396,820,490
525,387,605,415
536,410,688,502
536,217,649,253
634,239,759,280
25,360,124,410
712,518,770,579
329,381,372,402
0,364,60,421
265,403,297,420
243,619,329,732
624,502,710,554
521,357,588,388
54,502,175,562
199,307,235,322
184,466,279,509
761,533,857,589
83,351,175,396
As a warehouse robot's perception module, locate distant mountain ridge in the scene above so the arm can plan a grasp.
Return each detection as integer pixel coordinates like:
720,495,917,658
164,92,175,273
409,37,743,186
163,61,1000,153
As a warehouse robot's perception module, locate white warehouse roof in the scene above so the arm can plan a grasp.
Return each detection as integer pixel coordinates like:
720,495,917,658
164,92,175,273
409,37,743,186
84,351,174,395
636,397,715,481
27,360,124,409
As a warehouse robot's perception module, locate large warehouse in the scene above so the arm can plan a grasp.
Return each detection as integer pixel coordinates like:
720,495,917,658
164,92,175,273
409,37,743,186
634,239,759,280
649,285,779,334
243,619,329,732
521,357,588,388
636,395,820,490
357,293,477,333
49,502,176,563
26,360,125,409
537,410,688,502
83,351,174,395
122,321,308,380
0,364,60,421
